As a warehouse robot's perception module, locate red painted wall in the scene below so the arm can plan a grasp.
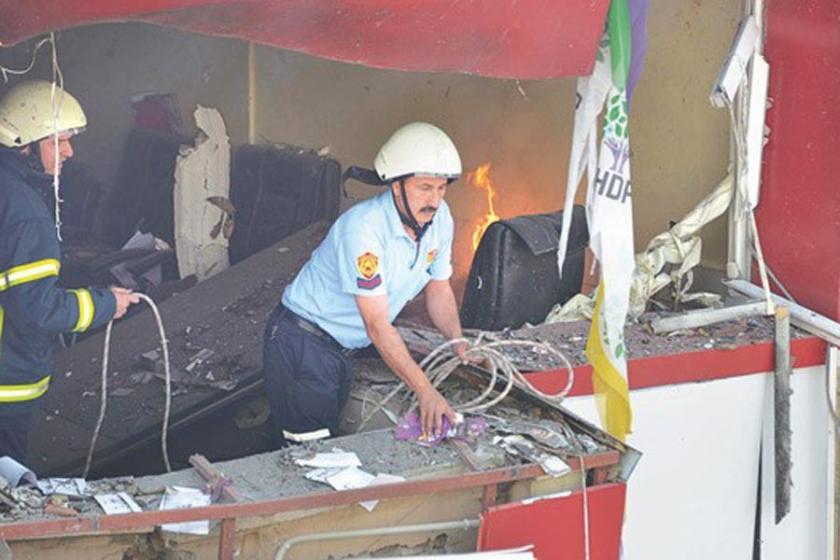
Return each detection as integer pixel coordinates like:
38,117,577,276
478,483,626,559
758,0,840,319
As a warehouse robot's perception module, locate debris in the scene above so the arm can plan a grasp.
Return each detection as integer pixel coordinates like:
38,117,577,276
0,456,36,487
111,387,135,397
189,454,243,503
490,418,571,450
323,466,376,492
295,451,361,469
94,492,143,515
129,372,155,384
36,478,89,498
495,435,570,477
158,486,211,535
174,106,232,281
44,501,77,518
139,349,162,369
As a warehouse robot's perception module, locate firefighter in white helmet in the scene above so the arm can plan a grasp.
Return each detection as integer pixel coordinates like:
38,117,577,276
264,122,467,444
0,80,138,463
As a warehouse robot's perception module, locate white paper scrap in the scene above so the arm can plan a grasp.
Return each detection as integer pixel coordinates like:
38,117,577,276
95,492,143,515
295,451,361,469
359,473,406,512
0,456,36,487
36,478,89,497
304,467,345,484
159,486,211,535
325,466,375,492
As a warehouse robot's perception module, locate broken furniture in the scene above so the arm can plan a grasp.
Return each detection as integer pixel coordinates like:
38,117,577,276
229,143,341,264
461,206,589,331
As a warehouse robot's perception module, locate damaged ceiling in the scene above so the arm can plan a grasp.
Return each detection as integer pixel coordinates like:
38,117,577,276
0,0,610,79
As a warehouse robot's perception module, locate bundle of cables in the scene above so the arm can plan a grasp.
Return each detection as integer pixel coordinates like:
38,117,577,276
360,334,575,429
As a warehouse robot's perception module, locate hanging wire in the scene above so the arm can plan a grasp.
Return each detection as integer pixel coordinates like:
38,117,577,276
49,32,65,241
0,37,52,83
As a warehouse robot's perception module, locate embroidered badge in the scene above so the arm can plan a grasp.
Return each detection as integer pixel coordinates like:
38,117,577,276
426,249,438,264
356,252,382,289
357,252,379,278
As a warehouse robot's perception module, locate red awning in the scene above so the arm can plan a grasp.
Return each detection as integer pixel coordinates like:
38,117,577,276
0,0,609,79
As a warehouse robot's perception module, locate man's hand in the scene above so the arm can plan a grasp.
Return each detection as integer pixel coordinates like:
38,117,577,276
453,340,491,369
110,287,140,320
416,385,457,438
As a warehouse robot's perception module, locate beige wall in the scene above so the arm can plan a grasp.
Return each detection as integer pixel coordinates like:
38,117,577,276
631,0,738,268
0,0,739,277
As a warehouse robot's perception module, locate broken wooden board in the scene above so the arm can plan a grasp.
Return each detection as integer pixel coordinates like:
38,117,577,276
29,222,330,476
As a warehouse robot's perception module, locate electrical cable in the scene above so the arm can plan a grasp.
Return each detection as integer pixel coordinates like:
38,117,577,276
48,32,65,241
0,37,52,83
83,293,172,478
358,334,575,430
0,33,66,240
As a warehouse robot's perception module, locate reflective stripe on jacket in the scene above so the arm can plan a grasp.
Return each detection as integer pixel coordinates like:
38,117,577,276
0,149,116,413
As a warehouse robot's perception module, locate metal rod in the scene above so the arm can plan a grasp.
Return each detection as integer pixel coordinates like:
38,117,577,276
774,306,792,523
274,518,480,560
650,301,768,334
725,279,840,347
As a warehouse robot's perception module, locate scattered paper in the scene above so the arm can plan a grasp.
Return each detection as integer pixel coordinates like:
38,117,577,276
0,456,36,487
359,473,406,512
326,466,375,492
295,451,361,469
159,486,211,535
95,492,143,515
303,467,343,484
36,478,89,497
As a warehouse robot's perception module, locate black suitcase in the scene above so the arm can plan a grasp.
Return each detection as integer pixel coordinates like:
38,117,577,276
229,144,341,263
460,205,589,331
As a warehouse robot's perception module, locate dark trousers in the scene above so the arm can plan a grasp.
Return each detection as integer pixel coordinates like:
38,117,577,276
0,414,31,463
262,305,354,447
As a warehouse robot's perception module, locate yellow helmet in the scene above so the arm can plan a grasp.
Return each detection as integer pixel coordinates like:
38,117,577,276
0,80,87,148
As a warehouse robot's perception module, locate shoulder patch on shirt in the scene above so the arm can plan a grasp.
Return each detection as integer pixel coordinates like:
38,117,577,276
426,249,438,264
356,251,382,289
356,252,379,279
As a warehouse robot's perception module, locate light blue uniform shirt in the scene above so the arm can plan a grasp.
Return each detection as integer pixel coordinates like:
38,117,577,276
282,191,454,349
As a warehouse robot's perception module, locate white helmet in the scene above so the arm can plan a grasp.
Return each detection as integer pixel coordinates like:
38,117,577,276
0,80,87,148
374,122,461,183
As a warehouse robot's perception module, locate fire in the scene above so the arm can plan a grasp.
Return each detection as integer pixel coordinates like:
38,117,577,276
469,162,501,251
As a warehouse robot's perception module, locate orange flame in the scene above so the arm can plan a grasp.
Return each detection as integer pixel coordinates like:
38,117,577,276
469,162,501,251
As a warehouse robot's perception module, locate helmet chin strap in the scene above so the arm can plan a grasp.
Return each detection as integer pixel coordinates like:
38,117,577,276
393,178,431,242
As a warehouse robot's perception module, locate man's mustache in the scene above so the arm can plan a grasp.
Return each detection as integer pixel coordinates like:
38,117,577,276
419,206,438,214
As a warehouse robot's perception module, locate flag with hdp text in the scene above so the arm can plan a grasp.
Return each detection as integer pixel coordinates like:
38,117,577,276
556,0,649,442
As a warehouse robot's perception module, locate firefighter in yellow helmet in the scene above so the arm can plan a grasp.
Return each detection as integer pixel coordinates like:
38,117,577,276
0,80,138,463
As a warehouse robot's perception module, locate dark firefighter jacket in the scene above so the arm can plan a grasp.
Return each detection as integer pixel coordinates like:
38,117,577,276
0,148,115,421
